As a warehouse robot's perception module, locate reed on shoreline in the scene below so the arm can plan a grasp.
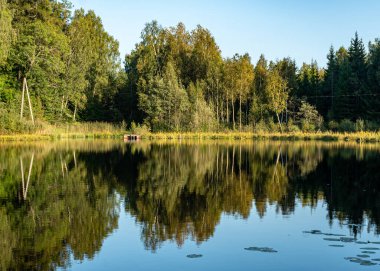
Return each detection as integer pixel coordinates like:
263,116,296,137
2,130,380,143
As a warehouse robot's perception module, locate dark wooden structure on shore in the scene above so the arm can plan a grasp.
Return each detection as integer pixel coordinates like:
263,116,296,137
124,134,141,141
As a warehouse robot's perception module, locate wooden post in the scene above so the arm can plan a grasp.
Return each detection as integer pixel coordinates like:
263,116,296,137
25,78,34,125
20,157,25,199
24,153,34,200
20,153,34,200
20,78,25,120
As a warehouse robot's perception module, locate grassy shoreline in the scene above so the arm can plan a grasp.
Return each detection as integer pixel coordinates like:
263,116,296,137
1,131,380,143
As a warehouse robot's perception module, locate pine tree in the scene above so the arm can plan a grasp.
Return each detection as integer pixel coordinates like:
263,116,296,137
333,47,354,120
347,32,368,119
367,39,380,120
322,46,337,119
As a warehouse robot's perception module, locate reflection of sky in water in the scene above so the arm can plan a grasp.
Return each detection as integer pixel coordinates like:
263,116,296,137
2,141,380,270
68,200,380,271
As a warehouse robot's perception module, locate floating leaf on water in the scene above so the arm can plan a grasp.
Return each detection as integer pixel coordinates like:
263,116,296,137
370,242,380,245
323,238,341,242
362,251,376,254
361,247,380,251
186,254,203,258
324,233,346,237
340,237,356,243
356,241,369,245
345,223,363,227
244,247,278,253
303,230,322,235
357,254,371,258
360,261,377,266
371,258,380,262
329,244,344,247
345,257,365,263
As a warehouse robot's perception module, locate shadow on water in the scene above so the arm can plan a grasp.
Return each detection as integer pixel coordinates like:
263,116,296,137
0,140,380,269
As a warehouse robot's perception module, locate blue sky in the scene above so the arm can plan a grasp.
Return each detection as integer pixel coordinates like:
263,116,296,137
70,0,380,67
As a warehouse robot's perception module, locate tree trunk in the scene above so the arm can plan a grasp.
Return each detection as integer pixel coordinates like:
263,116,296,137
73,103,77,122
60,95,65,117
226,91,229,126
216,84,219,129
245,101,248,126
232,96,235,130
276,113,283,133
239,93,242,131
285,100,288,124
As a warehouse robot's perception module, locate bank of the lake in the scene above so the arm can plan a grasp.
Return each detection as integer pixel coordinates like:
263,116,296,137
2,131,380,143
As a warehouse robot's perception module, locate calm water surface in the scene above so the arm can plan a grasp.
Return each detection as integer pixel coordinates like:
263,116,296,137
1,140,380,270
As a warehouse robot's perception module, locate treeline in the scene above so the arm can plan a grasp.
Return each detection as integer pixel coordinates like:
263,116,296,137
1,1,380,133
0,0,124,133
125,23,380,132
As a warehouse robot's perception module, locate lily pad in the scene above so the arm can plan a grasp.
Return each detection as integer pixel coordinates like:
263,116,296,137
370,242,380,245
345,257,365,263
371,258,380,262
362,251,376,254
361,247,380,251
324,233,346,237
356,241,369,245
186,254,203,258
357,254,371,258
324,238,341,242
360,261,377,266
303,230,322,235
340,237,356,243
244,246,278,253
329,244,344,247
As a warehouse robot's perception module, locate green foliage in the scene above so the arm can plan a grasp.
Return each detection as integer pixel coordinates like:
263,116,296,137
265,68,288,131
130,121,150,135
0,1,124,131
297,101,323,132
338,119,355,132
355,119,365,132
1,5,380,134
328,120,339,131
0,0,14,65
286,119,301,133
138,61,190,131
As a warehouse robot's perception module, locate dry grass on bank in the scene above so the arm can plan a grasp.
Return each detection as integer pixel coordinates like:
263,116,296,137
1,123,380,143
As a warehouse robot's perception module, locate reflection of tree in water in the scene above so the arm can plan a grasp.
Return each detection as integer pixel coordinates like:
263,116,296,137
0,142,122,270
124,142,380,250
124,144,254,251
1,141,380,267
295,147,380,236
